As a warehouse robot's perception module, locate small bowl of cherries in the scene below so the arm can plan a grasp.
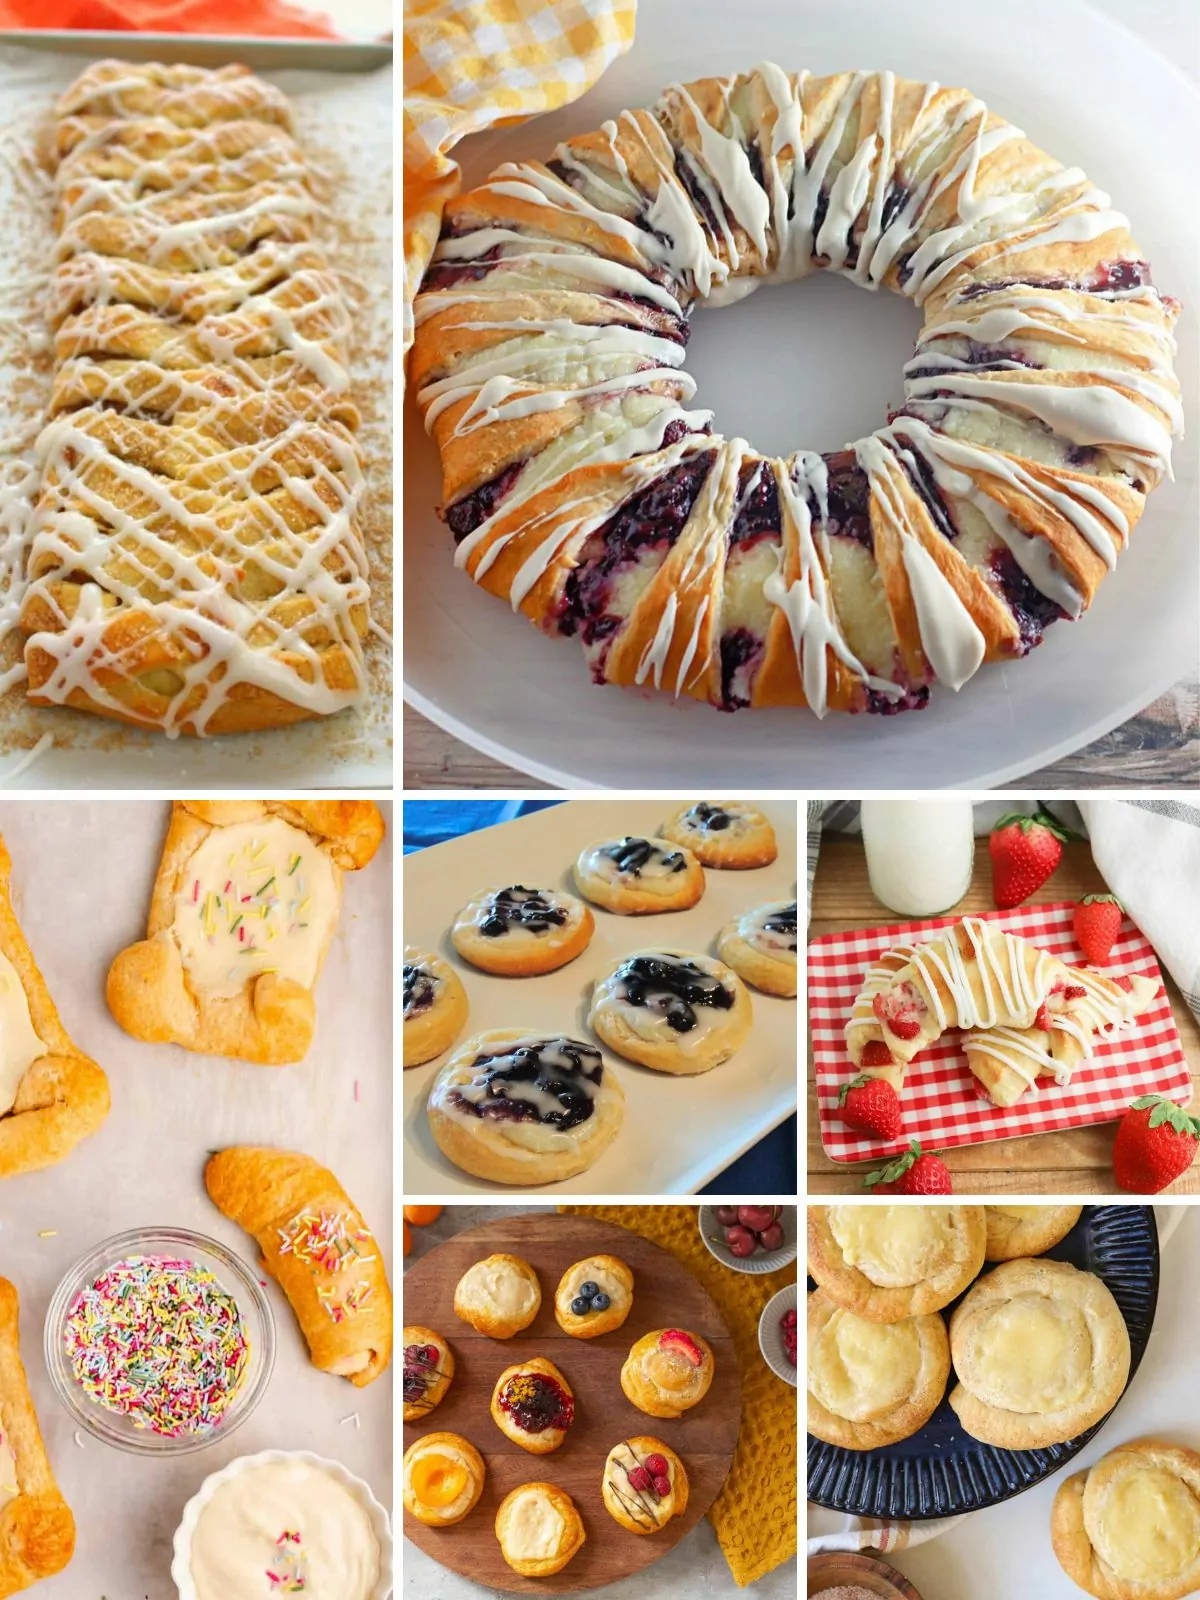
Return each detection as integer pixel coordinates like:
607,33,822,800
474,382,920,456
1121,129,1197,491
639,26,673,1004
698,1204,798,1275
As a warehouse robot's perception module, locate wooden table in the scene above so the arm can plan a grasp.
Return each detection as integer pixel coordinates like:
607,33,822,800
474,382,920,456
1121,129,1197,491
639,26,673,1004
806,835,1200,1195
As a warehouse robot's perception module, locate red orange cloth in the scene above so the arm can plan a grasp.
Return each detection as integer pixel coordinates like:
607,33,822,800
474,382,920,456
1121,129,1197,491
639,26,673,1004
0,0,339,35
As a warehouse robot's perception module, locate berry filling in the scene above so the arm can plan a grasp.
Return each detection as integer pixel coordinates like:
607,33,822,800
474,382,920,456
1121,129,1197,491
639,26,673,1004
762,902,798,950
720,627,763,711
865,683,930,715
424,242,502,291
989,548,1067,655
403,963,436,1018
444,461,525,543
688,801,732,831
1086,259,1152,294
730,459,781,549
898,447,958,543
617,953,735,1033
859,1039,895,1068
479,885,568,937
872,982,925,1041
448,1037,604,1130
498,1372,574,1434
602,836,687,876
823,451,873,551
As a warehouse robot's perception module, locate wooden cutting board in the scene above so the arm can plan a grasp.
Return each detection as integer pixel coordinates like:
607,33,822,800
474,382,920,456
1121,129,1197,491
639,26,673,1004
401,1212,742,1593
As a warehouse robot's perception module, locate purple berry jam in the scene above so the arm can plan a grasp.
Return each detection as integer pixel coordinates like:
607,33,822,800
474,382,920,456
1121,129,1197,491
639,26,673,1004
444,461,524,542
730,460,781,548
478,885,567,937
403,963,435,1016
446,1037,603,1131
618,952,734,1033
1086,259,1152,293
498,1373,574,1434
423,243,502,291
989,548,1067,654
865,684,931,715
719,627,762,710
823,450,873,550
897,449,958,542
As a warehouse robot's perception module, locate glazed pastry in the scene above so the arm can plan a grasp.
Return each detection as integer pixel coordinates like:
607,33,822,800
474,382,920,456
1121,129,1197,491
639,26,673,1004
1051,1438,1200,1600
491,1357,576,1454
949,1257,1131,1450
205,1146,392,1386
620,1329,714,1418
428,1030,625,1185
0,835,109,1180
554,1255,634,1338
450,885,594,976
453,1254,541,1339
717,900,798,997
27,61,372,737
573,836,704,915
403,947,468,1068
0,1278,75,1596
843,942,925,1091
602,1437,688,1534
807,1287,950,1450
495,1483,586,1577
661,802,777,868
107,800,384,1065
402,1325,454,1421
402,1432,485,1528
807,1204,987,1323
983,1204,1082,1261
588,950,752,1074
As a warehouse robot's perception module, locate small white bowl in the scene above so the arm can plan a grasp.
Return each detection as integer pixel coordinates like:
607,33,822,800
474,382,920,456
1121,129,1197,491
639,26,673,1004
170,1448,393,1598
759,1284,798,1386
698,1205,798,1275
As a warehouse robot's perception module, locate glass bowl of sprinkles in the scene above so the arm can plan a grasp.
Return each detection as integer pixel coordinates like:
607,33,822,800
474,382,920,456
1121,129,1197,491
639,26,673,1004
44,1227,276,1456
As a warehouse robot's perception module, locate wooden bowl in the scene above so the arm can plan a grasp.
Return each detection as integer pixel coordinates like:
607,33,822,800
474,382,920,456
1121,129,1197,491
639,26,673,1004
808,1550,925,1598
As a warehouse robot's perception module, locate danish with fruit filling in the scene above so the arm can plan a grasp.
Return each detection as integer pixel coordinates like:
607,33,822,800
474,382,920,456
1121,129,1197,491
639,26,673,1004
403,946,468,1068
554,1254,633,1338
574,836,705,915
402,1325,454,1422
451,885,594,975
602,1437,689,1535
717,900,797,997
403,1431,485,1528
491,1358,575,1454
621,1329,714,1418
589,950,752,1074
661,802,777,869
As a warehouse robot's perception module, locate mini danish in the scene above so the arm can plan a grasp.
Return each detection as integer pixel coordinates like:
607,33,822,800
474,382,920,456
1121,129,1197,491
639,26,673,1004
717,900,798,997
402,1325,454,1421
495,1483,586,1577
984,1204,1083,1261
402,1431,485,1528
807,1288,950,1450
428,1030,625,1186
621,1328,714,1419
661,802,777,869
491,1357,576,1454
450,885,594,976
949,1257,1131,1450
807,1204,987,1323
1051,1437,1200,1600
589,950,752,1075
403,946,468,1068
602,1437,688,1534
554,1255,633,1339
453,1253,541,1339
574,836,704,915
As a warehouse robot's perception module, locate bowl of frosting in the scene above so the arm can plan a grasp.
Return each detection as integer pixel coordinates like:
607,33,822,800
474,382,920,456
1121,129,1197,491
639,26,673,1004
171,1450,393,1599
44,1226,275,1455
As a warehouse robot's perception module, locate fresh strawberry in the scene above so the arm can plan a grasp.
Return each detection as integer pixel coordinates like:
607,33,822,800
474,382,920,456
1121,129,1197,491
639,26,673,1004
659,1330,703,1367
1034,1003,1052,1032
988,810,1071,907
864,1141,954,1195
1113,975,1133,993
1112,1096,1200,1193
872,984,923,1041
859,1040,895,1069
1074,894,1123,964
838,1075,903,1141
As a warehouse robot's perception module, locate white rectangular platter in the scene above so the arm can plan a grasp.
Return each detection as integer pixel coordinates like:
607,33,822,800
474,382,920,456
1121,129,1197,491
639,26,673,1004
402,798,798,1196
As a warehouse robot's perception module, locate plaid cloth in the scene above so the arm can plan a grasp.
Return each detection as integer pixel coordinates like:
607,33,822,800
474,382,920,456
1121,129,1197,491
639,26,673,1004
402,0,636,353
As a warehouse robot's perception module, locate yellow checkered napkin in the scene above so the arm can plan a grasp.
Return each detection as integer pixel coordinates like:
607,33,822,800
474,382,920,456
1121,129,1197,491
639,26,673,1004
559,1204,798,1587
403,0,636,354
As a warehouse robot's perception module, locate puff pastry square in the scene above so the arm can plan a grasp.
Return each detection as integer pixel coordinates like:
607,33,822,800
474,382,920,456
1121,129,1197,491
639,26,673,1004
106,799,383,1064
22,60,371,736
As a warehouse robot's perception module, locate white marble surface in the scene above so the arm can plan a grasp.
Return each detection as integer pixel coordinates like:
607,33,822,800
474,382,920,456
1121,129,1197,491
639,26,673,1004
403,1205,797,1599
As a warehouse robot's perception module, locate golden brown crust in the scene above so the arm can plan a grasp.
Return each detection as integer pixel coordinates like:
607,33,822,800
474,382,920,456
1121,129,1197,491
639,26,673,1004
807,1204,988,1323
402,1431,485,1528
588,951,753,1075
403,947,468,1069
204,1146,392,1387
453,1254,541,1340
620,1329,714,1418
494,1482,586,1576
660,802,778,868
490,1357,575,1454
984,1204,1083,1261
806,1288,950,1450
450,889,594,976
601,1436,688,1534
573,838,705,915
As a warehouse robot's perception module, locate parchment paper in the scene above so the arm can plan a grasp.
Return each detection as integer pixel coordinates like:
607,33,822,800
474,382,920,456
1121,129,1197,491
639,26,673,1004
0,800,392,1595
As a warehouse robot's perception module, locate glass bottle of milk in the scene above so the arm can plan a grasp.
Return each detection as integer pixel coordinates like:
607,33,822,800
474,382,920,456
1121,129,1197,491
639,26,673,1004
860,798,975,917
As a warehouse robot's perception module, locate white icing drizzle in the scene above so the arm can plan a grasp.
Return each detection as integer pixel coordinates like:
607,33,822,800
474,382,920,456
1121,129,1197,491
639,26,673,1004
908,916,1057,1031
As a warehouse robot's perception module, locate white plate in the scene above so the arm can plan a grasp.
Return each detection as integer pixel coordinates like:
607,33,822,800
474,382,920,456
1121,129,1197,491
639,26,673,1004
403,0,1199,789
698,1204,798,1274
402,799,798,1195
758,1284,799,1388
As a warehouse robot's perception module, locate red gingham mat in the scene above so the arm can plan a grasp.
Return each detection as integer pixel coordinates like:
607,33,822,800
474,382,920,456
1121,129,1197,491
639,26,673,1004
809,901,1189,1164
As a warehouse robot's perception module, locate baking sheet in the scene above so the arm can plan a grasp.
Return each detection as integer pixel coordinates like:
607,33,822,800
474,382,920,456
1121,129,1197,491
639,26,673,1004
402,799,799,1197
0,800,392,1595
0,39,393,788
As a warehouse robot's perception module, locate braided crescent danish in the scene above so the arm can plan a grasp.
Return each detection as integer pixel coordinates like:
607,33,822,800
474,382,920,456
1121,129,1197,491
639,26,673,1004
20,60,371,735
412,65,1181,716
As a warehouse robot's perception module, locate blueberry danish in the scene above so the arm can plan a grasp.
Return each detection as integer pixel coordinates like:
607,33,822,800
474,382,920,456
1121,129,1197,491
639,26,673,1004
427,1029,626,1185
574,836,704,915
717,900,798,996
662,802,777,869
450,884,594,975
589,949,752,1074
403,945,469,1067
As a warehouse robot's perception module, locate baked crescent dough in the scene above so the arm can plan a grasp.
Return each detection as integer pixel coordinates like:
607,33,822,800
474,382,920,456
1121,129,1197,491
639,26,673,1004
205,1145,392,1386
553,1254,633,1339
402,1431,485,1528
453,1253,541,1339
806,1287,950,1450
984,1204,1083,1261
1051,1438,1200,1600
495,1482,586,1576
573,836,705,915
602,1436,688,1534
450,886,594,976
716,900,798,997
949,1257,1131,1450
660,802,777,868
588,949,752,1075
491,1356,576,1454
402,1324,454,1422
403,946,468,1068
0,1278,75,1597
620,1329,714,1418
107,800,384,1065
807,1204,987,1323
0,835,109,1180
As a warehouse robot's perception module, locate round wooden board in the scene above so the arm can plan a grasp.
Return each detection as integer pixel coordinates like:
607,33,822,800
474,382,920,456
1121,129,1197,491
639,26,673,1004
402,1212,743,1593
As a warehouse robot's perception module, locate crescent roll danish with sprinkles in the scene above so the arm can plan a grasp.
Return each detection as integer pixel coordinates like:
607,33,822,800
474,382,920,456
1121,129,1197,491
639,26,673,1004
106,799,384,1065
205,1146,393,1387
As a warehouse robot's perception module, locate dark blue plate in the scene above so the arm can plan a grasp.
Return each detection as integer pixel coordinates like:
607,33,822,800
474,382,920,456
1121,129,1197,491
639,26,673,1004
806,1205,1159,1519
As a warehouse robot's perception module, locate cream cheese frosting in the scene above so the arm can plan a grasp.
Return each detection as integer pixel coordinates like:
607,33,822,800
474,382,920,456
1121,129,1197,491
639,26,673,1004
1089,1466,1200,1584
809,1306,921,1423
457,1257,537,1323
502,1487,564,1562
827,1205,957,1288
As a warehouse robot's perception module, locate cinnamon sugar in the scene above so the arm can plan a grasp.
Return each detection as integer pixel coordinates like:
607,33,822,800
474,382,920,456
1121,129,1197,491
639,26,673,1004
817,1586,882,1600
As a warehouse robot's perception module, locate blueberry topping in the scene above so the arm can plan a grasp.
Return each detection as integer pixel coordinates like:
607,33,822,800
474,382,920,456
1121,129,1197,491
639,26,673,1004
689,802,732,832
446,1036,603,1131
403,962,436,1018
579,1281,599,1300
571,1296,591,1316
763,903,798,950
989,548,1067,655
720,628,761,711
617,953,734,1033
443,460,524,542
602,837,686,877
592,1291,611,1311
477,885,568,937
730,459,781,548
865,684,930,715
823,450,873,550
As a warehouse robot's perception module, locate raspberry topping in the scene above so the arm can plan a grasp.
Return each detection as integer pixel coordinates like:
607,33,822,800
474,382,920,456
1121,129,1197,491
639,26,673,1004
498,1372,574,1434
626,1465,652,1493
644,1453,669,1477
653,1474,672,1497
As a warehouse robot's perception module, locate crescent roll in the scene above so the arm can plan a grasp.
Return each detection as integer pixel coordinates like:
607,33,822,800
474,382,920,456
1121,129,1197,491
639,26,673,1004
107,799,384,1064
205,1146,392,1386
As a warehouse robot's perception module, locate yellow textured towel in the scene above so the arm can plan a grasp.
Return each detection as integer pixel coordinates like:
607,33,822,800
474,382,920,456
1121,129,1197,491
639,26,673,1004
403,0,636,354
560,1203,797,1587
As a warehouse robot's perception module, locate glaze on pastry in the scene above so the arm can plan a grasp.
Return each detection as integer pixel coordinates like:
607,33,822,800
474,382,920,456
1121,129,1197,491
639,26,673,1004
620,1328,714,1418
807,1204,987,1323
573,836,704,915
403,946,468,1068
807,1287,950,1450
453,1254,541,1340
588,950,752,1074
450,885,594,976
428,1030,626,1185
554,1255,634,1338
495,1482,586,1577
602,1437,688,1535
983,1204,1082,1261
491,1357,576,1454
661,802,777,868
402,1431,485,1528
402,1325,454,1422
717,900,798,997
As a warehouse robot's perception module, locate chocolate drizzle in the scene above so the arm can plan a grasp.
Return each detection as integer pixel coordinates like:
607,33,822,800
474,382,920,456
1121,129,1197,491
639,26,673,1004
479,885,568,937
403,962,436,1018
618,953,734,1033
